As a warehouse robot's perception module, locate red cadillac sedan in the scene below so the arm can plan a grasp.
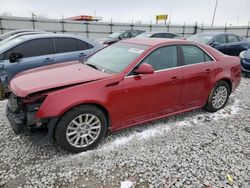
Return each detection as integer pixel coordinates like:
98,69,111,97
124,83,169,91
6,38,241,153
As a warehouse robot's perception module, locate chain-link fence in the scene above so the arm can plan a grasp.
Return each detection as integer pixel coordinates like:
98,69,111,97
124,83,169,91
0,16,249,39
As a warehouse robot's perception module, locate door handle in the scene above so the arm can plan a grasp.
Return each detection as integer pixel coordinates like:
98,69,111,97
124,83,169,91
43,58,53,62
205,69,212,73
171,76,178,80
79,53,87,57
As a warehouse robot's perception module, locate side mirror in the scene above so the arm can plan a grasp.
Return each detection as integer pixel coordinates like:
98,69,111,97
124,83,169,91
211,41,220,47
134,63,154,75
9,52,23,63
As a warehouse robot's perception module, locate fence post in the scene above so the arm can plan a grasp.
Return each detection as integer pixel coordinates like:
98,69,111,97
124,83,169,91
194,22,198,34
84,21,89,38
130,20,134,30
201,23,204,33
109,18,113,34
246,22,250,38
224,23,227,32
0,17,3,34
149,24,152,32
60,16,66,33
30,14,36,29
167,23,170,32
182,22,186,36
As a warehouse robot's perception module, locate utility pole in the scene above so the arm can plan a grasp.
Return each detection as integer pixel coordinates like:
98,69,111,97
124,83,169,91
211,0,218,27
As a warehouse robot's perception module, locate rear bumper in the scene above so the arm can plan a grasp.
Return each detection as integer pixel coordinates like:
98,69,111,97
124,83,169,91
6,104,58,145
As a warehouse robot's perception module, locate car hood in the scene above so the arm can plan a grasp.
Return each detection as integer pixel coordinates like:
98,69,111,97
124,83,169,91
9,61,112,97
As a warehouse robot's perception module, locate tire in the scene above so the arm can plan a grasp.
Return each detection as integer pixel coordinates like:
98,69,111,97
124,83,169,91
55,105,108,153
0,82,5,100
205,81,230,112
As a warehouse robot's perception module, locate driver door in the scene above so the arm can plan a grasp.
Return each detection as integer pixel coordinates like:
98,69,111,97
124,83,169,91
118,45,182,127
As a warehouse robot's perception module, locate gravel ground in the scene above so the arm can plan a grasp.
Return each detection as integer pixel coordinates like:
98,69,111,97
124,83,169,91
0,78,250,188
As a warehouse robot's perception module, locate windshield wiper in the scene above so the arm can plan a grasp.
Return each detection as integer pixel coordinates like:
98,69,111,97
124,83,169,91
86,63,99,70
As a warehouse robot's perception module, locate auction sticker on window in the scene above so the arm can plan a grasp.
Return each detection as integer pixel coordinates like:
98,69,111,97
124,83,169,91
128,48,144,54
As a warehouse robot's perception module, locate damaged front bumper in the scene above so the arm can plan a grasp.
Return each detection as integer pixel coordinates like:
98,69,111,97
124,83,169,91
6,95,58,145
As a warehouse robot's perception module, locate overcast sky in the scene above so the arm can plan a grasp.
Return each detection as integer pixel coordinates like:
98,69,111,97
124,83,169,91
1,0,250,26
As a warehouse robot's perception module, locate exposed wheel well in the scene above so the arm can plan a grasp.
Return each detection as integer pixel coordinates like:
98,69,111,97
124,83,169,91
219,79,232,94
52,103,110,141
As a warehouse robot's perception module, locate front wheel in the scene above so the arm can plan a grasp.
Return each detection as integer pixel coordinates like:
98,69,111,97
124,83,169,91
205,81,230,112
55,105,107,153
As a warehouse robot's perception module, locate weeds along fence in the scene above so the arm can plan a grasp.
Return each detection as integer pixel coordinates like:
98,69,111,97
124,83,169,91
0,16,249,39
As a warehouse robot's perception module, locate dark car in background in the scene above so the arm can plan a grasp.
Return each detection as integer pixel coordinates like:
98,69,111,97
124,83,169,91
136,31,185,39
0,29,46,41
239,49,250,76
96,29,145,45
188,32,250,56
0,33,104,99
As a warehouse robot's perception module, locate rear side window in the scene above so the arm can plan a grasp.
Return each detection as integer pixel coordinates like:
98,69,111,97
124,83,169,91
76,40,93,50
141,45,177,70
54,38,78,53
163,33,176,38
6,38,51,58
182,45,213,65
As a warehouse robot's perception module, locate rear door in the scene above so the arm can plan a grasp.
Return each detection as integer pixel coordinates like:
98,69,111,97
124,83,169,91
225,34,243,56
53,37,94,63
180,45,220,109
3,38,55,81
119,45,182,126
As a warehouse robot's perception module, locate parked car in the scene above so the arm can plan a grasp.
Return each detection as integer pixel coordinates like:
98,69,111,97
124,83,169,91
6,38,241,153
136,31,185,39
239,48,250,76
96,30,145,45
188,32,250,56
0,29,46,41
0,33,104,99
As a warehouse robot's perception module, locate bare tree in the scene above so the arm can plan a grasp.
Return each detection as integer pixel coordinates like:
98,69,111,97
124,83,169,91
0,12,12,17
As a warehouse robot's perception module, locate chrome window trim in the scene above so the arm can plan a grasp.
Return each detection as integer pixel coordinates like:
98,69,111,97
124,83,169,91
125,43,216,78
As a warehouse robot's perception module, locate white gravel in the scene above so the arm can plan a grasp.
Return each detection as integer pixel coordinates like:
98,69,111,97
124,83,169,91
0,78,250,188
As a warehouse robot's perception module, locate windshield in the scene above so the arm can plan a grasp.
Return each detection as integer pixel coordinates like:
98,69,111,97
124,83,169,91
0,37,24,53
135,32,153,38
188,33,215,44
108,32,122,38
86,43,149,73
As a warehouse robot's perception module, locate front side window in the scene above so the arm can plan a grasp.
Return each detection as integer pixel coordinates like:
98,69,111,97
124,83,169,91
54,38,78,53
5,38,51,59
182,45,213,65
140,46,178,70
228,35,239,43
213,35,227,45
87,43,149,73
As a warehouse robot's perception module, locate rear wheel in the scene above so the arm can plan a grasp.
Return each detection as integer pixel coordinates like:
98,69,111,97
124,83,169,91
55,105,107,153
205,81,230,112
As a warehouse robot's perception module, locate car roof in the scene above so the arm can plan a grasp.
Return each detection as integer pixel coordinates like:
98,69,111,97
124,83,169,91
17,33,88,40
121,38,189,46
